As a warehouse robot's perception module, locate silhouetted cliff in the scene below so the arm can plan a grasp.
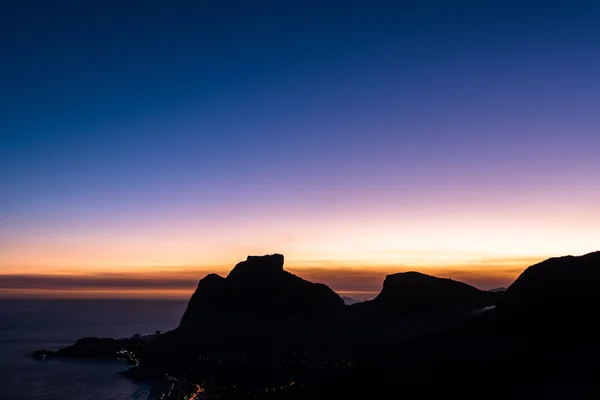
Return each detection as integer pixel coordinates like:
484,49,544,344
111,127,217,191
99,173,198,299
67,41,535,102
142,254,345,369
179,254,344,331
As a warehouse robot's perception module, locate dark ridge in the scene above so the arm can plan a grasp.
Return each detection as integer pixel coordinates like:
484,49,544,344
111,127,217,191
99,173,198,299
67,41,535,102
352,271,499,316
398,251,600,384
496,250,600,324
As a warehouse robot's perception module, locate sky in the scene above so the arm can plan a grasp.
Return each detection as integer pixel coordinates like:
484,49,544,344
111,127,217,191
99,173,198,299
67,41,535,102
1,0,599,298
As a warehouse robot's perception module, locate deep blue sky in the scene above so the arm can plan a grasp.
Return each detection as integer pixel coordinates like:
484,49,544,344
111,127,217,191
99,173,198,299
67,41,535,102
1,1,600,283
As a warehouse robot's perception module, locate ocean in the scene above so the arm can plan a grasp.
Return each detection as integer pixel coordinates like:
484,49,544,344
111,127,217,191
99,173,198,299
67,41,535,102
0,298,188,400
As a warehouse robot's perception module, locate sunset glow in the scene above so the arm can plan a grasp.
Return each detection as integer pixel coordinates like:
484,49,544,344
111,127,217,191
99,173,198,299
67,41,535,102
1,2,599,298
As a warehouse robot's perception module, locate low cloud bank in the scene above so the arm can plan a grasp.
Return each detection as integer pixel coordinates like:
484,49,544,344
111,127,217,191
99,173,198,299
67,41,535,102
0,264,519,297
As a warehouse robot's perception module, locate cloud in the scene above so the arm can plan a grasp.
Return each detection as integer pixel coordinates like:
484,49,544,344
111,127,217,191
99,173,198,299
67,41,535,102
288,267,389,292
0,273,200,290
0,255,540,297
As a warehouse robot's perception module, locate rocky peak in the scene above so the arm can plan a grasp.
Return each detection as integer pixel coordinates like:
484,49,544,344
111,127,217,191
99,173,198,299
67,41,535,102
178,254,344,332
227,253,285,280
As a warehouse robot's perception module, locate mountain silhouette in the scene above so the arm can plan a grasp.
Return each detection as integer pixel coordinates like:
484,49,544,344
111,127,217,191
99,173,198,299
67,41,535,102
392,251,600,385
142,254,344,368
499,251,600,315
351,271,499,316
477,250,600,354
347,252,600,392
45,251,600,396
179,254,344,332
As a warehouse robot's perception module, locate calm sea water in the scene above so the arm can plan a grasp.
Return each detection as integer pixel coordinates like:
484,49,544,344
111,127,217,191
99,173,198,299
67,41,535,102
0,299,188,400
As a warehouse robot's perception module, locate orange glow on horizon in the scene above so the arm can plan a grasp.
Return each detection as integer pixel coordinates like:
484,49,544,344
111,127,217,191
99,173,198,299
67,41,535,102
1,193,597,298
0,288,194,299
0,255,547,298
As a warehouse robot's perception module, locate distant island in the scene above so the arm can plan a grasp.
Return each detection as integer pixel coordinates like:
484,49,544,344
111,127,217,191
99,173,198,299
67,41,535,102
34,251,600,398
341,296,362,305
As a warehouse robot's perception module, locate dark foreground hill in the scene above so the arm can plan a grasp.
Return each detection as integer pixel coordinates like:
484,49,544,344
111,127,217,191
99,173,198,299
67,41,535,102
134,254,510,395
38,251,600,398
499,251,600,316
347,251,600,395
